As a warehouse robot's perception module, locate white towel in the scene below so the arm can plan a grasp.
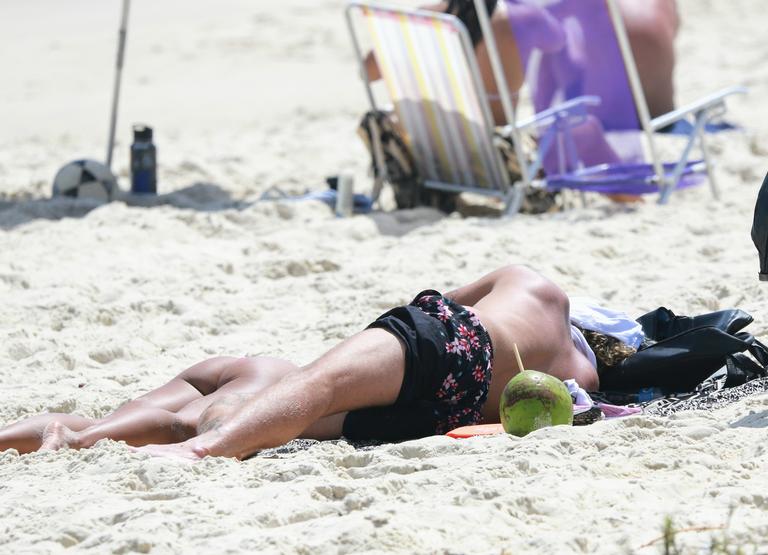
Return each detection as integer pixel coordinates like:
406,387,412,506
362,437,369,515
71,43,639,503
569,297,645,349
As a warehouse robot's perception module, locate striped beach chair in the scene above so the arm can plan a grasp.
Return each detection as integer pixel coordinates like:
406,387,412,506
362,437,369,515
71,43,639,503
345,1,525,213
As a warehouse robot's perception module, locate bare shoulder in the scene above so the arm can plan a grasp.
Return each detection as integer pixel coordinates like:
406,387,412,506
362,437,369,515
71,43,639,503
447,265,568,318
473,266,587,393
470,264,549,288
486,265,568,306
492,264,555,284
474,267,571,342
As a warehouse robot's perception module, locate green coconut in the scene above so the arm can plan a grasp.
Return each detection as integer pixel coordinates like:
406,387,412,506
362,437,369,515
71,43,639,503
499,370,573,437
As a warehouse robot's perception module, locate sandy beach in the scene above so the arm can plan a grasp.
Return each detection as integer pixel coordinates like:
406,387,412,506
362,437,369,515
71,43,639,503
2,0,768,552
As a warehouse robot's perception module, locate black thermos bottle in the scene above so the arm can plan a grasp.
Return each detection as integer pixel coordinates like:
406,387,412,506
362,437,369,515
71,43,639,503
130,124,157,194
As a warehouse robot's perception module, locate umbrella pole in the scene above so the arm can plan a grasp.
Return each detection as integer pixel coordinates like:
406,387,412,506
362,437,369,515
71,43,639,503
106,0,130,171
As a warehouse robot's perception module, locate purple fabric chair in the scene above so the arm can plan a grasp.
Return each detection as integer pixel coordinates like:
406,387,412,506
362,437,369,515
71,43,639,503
497,0,746,202
491,1,628,181
529,0,640,131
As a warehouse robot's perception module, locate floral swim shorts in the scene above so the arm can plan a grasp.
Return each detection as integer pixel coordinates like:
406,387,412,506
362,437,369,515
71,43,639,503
342,290,494,441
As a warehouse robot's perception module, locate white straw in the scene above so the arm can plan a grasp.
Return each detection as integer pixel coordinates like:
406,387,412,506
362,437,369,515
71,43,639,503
513,343,525,374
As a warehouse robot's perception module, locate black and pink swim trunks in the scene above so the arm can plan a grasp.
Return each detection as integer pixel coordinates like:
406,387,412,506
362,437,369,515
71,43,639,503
342,290,494,441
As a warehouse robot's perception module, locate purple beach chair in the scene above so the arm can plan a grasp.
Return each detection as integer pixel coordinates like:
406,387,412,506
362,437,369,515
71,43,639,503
480,0,746,203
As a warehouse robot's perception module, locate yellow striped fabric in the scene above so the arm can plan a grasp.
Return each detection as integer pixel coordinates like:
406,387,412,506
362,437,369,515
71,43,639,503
362,7,505,190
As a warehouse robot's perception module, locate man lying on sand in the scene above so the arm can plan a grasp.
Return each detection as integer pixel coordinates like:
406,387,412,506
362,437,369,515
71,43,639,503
0,265,604,460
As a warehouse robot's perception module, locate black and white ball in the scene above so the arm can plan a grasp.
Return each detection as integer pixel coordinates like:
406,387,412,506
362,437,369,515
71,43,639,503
52,159,118,201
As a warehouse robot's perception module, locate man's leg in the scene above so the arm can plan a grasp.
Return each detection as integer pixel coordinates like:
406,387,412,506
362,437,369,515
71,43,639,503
0,414,95,454
37,356,292,451
619,0,679,117
195,399,348,441
137,328,406,460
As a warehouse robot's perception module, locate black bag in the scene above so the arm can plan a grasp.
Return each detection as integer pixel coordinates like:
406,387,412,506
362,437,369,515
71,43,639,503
751,171,768,280
599,307,768,394
357,110,458,212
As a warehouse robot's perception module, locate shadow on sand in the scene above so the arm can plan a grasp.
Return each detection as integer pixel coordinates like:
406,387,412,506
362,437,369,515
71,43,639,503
730,409,768,429
366,206,446,237
0,182,249,230
0,181,453,237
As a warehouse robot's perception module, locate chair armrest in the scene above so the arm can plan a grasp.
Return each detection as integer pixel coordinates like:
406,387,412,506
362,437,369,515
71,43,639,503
649,86,748,131
499,95,601,134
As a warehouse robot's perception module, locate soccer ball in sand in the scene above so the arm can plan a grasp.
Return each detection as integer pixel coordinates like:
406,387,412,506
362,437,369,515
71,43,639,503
499,370,573,437
52,159,117,202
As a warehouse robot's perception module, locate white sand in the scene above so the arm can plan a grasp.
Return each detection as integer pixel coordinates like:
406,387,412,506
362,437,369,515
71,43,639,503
2,0,768,552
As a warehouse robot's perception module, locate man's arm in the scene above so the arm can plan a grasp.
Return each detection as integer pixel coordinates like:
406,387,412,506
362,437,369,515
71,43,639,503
572,355,600,392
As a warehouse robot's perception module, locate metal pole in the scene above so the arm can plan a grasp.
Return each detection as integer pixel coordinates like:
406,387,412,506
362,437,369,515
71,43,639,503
473,0,514,126
345,3,378,113
106,0,130,171
697,124,720,200
658,113,708,204
604,0,664,185
345,3,387,202
473,0,531,187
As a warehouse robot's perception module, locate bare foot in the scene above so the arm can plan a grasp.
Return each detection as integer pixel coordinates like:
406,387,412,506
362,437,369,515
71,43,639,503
132,441,208,462
39,422,80,451
607,193,644,203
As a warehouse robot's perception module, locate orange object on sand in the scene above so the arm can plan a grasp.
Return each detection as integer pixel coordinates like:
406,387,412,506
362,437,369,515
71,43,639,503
446,423,505,438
